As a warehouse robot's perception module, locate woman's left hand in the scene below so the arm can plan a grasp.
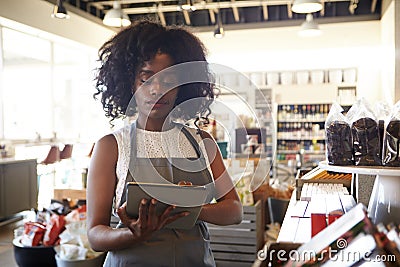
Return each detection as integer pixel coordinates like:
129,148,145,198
116,200,188,242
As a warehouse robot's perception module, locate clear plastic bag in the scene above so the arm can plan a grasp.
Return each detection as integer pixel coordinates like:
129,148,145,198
325,102,353,165
349,98,381,166
375,101,392,165
383,101,400,166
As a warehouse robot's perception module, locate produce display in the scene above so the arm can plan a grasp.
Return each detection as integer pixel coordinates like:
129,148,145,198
14,201,103,262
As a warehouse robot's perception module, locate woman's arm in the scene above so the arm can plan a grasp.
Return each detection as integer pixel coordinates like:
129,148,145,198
197,131,243,225
87,134,185,252
86,134,135,251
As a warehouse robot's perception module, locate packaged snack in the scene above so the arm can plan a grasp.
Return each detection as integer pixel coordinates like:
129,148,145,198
349,98,381,166
21,222,47,247
43,214,66,246
375,101,391,120
59,243,88,260
375,101,391,165
325,102,353,165
65,204,87,223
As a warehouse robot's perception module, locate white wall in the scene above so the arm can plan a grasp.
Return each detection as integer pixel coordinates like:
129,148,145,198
0,0,114,49
381,0,396,104
196,20,383,105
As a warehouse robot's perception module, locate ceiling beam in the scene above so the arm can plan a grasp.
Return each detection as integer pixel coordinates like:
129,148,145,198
90,0,176,9
261,2,268,21
191,13,380,33
120,0,351,15
206,0,216,24
183,10,191,25
286,3,292,18
371,0,377,13
157,4,166,26
209,8,216,24
231,0,240,22
320,0,325,16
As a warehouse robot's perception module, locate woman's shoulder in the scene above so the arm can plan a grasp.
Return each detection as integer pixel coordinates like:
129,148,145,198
97,134,117,147
112,124,131,137
111,124,132,152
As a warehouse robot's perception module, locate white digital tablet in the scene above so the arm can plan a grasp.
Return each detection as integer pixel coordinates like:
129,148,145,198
126,182,208,229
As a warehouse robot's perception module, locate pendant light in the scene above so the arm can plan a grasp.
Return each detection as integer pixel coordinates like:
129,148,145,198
103,1,131,27
51,0,70,19
179,0,196,11
292,0,323,14
298,14,321,37
214,10,224,39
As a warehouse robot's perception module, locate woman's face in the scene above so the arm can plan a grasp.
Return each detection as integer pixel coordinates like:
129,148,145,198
133,53,179,123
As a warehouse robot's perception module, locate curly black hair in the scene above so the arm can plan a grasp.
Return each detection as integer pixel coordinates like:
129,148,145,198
94,19,216,128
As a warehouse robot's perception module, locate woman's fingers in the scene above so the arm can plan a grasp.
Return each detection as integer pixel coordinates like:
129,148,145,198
120,199,190,233
177,180,193,186
147,199,158,229
161,211,190,228
157,205,190,229
138,198,148,226
117,202,129,222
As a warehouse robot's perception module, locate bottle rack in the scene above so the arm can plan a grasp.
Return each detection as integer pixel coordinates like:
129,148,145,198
255,88,273,158
276,103,331,163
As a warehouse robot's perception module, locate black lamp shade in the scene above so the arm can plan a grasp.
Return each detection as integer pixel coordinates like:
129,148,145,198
214,25,224,38
51,0,70,19
213,11,224,38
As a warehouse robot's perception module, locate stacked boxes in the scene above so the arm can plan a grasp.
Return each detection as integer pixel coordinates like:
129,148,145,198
295,167,356,237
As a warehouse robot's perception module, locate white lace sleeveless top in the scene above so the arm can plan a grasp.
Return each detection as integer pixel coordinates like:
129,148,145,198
112,124,212,211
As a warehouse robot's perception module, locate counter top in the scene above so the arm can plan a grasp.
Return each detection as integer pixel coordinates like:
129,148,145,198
0,157,37,165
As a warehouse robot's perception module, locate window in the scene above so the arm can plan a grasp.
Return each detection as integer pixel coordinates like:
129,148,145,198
0,26,110,142
2,28,52,139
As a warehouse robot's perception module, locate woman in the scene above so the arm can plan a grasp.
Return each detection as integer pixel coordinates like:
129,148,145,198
87,20,243,266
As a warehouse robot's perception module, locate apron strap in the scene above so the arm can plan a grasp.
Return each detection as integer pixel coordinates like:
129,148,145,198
129,121,137,164
176,123,215,188
179,125,204,159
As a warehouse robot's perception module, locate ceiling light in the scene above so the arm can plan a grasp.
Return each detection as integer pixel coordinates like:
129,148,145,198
292,0,323,14
214,10,224,39
179,0,196,11
214,25,224,39
103,1,131,27
51,0,70,19
348,0,359,14
298,14,321,37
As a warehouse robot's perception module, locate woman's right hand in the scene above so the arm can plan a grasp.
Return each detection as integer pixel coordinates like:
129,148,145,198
117,199,189,242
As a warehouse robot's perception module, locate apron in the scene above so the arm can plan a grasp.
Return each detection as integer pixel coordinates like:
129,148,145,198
104,122,216,267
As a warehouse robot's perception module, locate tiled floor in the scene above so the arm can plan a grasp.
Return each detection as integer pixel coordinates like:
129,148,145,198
0,216,24,267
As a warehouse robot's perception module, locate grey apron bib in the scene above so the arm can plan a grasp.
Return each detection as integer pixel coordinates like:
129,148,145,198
104,122,216,267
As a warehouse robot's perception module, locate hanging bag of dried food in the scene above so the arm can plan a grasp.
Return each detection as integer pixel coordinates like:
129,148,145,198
325,102,353,165
383,101,400,166
350,98,381,166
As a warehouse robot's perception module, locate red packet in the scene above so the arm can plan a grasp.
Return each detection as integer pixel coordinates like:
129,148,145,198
21,222,46,247
65,204,87,223
78,205,87,221
43,214,66,246
309,195,327,237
